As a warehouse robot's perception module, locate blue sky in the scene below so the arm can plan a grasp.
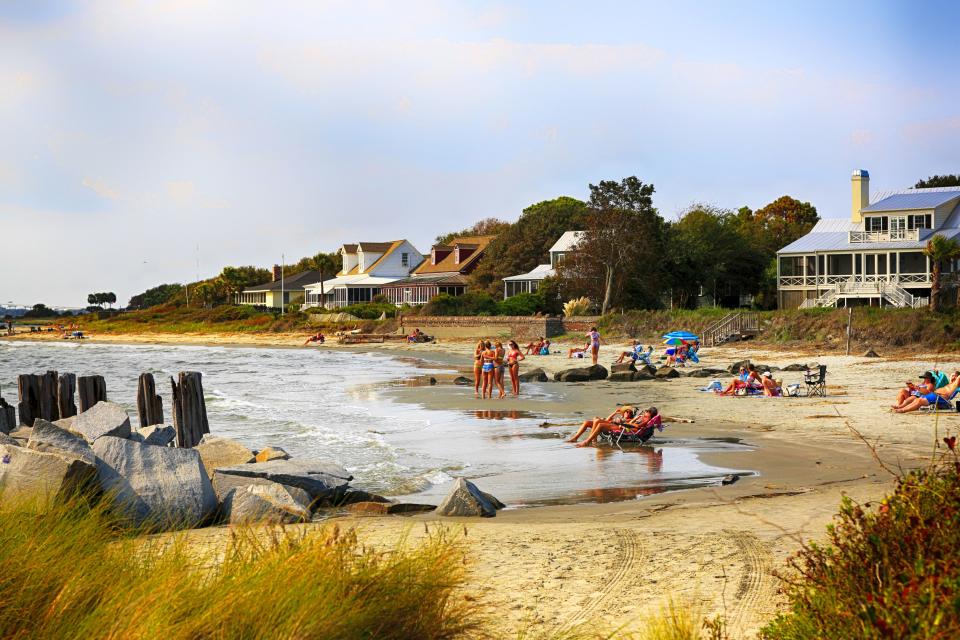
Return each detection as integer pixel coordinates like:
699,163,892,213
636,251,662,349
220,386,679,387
1,0,958,306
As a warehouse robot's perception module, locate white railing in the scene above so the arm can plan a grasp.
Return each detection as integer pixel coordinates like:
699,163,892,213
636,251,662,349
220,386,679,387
779,274,931,288
848,229,919,243
799,280,929,309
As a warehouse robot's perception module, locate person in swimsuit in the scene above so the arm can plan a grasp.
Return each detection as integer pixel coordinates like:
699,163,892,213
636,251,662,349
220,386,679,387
566,406,636,443
506,340,525,396
586,327,603,365
480,341,498,399
473,339,485,398
893,371,960,413
524,337,544,355
569,407,660,447
615,340,641,364
493,341,507,399
303,331,325,346
892,371,936,408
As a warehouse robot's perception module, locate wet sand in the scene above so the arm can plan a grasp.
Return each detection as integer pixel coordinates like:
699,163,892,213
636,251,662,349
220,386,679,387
5,330,955,636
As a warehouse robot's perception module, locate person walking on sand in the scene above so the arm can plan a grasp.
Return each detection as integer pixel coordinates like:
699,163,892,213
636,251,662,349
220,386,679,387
506,340,524,396
480,341,498,399
586,327,603,365
473,339,485,398
493,341,507,399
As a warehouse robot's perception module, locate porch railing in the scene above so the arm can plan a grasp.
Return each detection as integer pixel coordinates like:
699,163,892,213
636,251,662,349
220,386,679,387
779,274,930,288
848,229,919,243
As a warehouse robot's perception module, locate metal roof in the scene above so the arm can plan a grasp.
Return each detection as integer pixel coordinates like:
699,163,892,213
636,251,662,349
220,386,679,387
548,231,585,253
778,218,960,254
503,264,555,281
242,270,324,292
862,190,960,212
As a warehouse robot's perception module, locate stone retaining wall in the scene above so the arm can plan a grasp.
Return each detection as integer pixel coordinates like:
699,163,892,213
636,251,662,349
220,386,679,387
399,315,602,340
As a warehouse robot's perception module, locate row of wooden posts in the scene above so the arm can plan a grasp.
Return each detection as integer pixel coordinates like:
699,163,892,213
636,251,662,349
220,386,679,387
6,371,210,448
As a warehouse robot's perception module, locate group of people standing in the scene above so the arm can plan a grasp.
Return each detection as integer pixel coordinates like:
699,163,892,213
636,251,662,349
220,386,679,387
473,339,525,399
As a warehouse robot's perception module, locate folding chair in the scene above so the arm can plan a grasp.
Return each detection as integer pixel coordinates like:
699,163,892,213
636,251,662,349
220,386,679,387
920,387,960,413
804,365,827,397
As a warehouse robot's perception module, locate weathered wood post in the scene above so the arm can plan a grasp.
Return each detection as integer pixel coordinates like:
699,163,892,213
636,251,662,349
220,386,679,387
38,370,60,422
0,391,15,434
57,373,77,419
136,373,164,428
171,371,209,448
17,374,40,426
77,375,107,412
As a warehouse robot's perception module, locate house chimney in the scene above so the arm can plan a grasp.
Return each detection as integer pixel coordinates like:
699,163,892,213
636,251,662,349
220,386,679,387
851,169,869,223
272,264,282,282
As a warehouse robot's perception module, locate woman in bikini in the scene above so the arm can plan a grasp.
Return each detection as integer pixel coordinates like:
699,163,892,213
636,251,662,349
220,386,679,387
473,339,485,398
493,341,507,399
506,340,525,396
586,327,603,365
480,341,498,399
566,406,636,443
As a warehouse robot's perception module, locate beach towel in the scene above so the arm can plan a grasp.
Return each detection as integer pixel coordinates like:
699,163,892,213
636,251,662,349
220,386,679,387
699,380,723,392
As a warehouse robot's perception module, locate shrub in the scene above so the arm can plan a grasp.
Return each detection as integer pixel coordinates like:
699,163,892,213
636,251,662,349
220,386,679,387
761,450,960,639
497,292,545,316
421,292,499,316
563,297,591,317
0,499,480,639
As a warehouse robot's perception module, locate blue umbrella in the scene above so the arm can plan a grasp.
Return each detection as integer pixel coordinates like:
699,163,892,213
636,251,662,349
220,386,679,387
662,331,699,342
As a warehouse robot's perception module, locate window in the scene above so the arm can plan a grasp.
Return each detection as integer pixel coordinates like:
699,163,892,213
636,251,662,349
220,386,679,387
779,256,803,277
865,217,888,232
899,252,926,274
401,252,409,267
908,214,932,230
890,216,906,233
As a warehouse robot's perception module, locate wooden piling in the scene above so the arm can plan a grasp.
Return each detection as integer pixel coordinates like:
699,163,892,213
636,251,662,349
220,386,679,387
171,371,209,448
17,374,40,427
0,395,15,434
136,373,164,428
38,370,60,422
77,375,107,412
57,373,77,419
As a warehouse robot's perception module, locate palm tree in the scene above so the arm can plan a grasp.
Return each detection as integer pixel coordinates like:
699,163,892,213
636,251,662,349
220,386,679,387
922,235,960,311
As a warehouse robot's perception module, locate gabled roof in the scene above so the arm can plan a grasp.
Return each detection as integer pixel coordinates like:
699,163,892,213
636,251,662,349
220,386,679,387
503,263,555,281
341,243,358,253
357,241,394,252
549,231,585,253
338,240,408,275
242,269,324,292
777,218,960,254
363,240,405,272
414,235,495,275
862,189,960,213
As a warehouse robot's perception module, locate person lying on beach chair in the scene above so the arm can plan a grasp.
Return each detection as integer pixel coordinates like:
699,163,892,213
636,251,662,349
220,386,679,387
893,371,960,413
525,337,545,355
569,407,661,447
603,408,664,445
892,371,941,408
615,340,642,364
565,406,637,444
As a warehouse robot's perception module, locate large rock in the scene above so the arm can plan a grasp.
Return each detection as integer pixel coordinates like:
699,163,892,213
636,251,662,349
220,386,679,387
781,363,808,372
27,419,95,466
93,436,217,529
608,371,638,382
687,368,728,378
435,478,504,518
728,359,752,374
863,349,881,358
655,366,680,379
222,483,311,525
518,367,548,383
255,446,290,463
347,501,436,516
0,433,20,447
196,435,255,479
210,473,311,507
0,400,15,434
213,458,353,503
553,365,608,382
0,443,97,504
337,489,391,506
53,415,77,431
129,424,177,447
610,362,637,374
71,401,131,443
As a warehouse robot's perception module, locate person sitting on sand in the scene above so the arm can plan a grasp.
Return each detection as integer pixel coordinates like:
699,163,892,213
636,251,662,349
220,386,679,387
760,371,781,397
892,371,960,413
569,407,660,447
568,346,587,359
303,331,325,346
615,340,642,364
539,339,551,355
893,371,937,408
566,406,637,443
525,337,544,355
719,365,750,395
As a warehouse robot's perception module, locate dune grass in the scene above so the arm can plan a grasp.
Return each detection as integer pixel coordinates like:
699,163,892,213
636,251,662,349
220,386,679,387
0,499,481,639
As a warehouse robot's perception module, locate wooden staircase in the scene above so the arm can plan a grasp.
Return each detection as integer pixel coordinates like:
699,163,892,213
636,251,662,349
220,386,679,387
703,312,760,347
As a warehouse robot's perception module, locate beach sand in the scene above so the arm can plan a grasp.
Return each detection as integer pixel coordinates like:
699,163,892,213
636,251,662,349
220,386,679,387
5,330,956,636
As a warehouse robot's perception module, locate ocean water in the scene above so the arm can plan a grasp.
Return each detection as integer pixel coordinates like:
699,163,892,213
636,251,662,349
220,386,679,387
0,341,751,506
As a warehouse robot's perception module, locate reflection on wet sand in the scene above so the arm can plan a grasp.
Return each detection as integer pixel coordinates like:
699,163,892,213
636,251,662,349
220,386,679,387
473,409,539,420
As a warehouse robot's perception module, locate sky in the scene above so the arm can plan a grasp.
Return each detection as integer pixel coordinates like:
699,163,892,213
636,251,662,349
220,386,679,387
2,0,959,307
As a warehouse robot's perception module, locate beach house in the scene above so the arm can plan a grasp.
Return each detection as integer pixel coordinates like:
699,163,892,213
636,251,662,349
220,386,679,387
379,235,495,305
776,170,960,309
502,231,584,298
236,267,324,309
302,240,423,309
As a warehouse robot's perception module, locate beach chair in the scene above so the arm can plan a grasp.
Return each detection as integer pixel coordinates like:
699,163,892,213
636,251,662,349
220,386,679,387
920,387,960,413
601,415,665,446
804,365,827,397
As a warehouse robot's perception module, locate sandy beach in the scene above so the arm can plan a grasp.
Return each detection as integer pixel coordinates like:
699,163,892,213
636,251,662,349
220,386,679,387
4,329,956,637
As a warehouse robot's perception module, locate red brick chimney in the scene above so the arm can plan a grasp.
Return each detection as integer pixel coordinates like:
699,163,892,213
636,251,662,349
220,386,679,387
272,264,282,282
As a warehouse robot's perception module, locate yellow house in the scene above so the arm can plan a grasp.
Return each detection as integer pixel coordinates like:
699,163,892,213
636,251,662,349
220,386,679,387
236,267,324,309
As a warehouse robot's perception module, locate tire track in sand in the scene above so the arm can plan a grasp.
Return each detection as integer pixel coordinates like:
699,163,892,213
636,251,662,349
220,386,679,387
557,528,642,633
724,530,774,634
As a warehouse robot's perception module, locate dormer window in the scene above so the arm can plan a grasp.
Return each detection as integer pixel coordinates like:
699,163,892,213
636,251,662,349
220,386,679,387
402,252,409,267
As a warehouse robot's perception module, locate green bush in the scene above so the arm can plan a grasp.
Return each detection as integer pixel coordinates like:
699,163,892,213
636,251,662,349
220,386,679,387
762,452,960,639
421,292,499,316
310,302,397,319
496,292,545,316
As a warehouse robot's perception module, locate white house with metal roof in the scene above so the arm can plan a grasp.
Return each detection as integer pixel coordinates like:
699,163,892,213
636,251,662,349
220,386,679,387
776,170,960,309
301,240,423,309
502,231,585,298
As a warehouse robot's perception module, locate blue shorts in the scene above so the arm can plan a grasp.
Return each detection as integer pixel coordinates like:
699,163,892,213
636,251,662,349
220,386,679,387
482,363,494,373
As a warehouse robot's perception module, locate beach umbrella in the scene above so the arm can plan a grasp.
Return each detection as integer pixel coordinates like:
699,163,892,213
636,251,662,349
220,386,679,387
662,331,699,342
662,337,690,346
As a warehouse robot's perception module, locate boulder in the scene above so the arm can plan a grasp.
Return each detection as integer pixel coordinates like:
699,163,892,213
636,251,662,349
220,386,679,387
348,501,435,515
222,483,311,525
196,435,255,479
53,415,77,431
386,503,436,515
610,362,637,374
337,489,391,506
0,432,20,447
435,478,504,518
863,349,881,358
633,369,655,380
347,501,389,515
212,458,353,503
129,424,177,447
452,376,472,386
553,365,608,382
0,443,98,504
607,371,637,382
27,419,96,466
687,368,727,378
210,473,311,508
781,364,808,372
0,400,15,434
255,446,290,463
728,359,752,374
71,401,131,443
517,367,548,383
93,436,217,529
7,427,31,445
655,366,680,379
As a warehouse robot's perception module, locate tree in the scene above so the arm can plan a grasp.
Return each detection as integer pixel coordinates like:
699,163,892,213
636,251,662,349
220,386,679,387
915,174,960,189
104,292,116,309
922,235,960,311
193,281,217,307
128,283,183,309
435,218,511,245
560,177,663,314
87,293,99,308
469,197,590,296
